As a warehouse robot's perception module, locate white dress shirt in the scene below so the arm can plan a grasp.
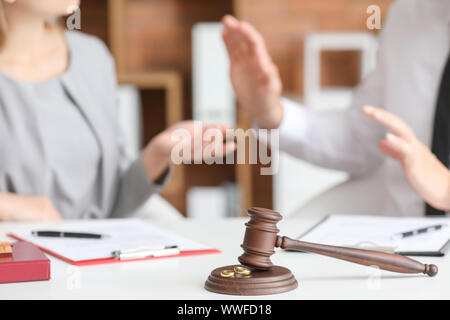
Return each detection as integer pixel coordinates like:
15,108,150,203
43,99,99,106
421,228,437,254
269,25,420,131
278,0,450,216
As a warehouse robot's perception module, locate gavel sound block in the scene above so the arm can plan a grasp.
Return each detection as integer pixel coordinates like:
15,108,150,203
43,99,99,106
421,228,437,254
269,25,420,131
205,207,438,296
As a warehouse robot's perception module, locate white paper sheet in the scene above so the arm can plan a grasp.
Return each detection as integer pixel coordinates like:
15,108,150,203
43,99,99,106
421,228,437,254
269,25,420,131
299,215,450,254
11,219,212,262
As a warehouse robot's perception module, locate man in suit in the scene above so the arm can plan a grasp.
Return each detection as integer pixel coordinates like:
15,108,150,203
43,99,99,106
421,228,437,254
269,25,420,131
221,0,450,216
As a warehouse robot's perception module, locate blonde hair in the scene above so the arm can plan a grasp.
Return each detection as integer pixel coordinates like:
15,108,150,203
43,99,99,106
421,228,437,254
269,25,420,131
0,2,5,48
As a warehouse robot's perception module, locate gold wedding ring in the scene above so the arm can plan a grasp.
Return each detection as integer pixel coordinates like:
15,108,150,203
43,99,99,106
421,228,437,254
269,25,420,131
234,266,251,276
220,266,252,278
220,270,235,278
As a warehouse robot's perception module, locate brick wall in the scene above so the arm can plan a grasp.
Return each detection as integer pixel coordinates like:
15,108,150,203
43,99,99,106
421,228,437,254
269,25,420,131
238,0,394,94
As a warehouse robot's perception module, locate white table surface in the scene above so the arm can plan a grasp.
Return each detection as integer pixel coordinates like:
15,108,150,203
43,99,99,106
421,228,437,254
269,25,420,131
0,216,447,300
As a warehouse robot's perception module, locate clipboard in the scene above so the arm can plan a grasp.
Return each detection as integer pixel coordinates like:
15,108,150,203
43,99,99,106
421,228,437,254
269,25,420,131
8,219,220,266
297,214,450,257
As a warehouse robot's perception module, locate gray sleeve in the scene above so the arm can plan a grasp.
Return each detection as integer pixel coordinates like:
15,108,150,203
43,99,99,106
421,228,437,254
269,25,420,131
96,43,170,218
109,156,170,218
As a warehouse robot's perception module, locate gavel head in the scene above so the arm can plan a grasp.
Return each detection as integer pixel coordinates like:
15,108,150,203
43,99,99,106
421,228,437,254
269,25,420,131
238,207,282,271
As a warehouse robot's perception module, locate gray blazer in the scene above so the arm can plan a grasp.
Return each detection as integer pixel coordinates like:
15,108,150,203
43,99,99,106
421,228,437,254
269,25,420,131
0,31,165,219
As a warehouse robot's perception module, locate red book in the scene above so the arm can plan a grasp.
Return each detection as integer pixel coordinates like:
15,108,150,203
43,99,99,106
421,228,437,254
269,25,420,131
0,241,50,284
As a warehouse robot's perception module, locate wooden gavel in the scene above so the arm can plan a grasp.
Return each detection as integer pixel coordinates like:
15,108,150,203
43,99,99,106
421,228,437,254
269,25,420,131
238,207,438,277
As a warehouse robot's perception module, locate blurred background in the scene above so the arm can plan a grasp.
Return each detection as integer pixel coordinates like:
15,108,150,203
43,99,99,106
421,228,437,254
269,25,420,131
78,0,393,219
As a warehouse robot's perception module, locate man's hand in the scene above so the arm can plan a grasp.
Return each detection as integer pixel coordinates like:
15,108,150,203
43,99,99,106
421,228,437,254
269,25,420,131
0,194,62,221
222,15,284,129
363,106,450,211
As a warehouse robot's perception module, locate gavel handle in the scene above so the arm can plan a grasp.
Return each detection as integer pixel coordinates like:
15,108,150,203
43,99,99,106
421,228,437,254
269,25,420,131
276,236,438,277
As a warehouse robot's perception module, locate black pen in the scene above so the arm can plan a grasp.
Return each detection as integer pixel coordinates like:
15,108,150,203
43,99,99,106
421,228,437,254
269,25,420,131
391,223,447,240
31,230,108,239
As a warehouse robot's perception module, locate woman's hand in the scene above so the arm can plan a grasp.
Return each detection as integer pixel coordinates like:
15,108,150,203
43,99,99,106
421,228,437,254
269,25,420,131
141,121,237,183
363,106,450,211
0,193,62,221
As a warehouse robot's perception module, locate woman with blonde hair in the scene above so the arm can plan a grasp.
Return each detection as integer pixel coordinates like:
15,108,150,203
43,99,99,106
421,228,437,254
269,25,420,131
0,0,234,221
